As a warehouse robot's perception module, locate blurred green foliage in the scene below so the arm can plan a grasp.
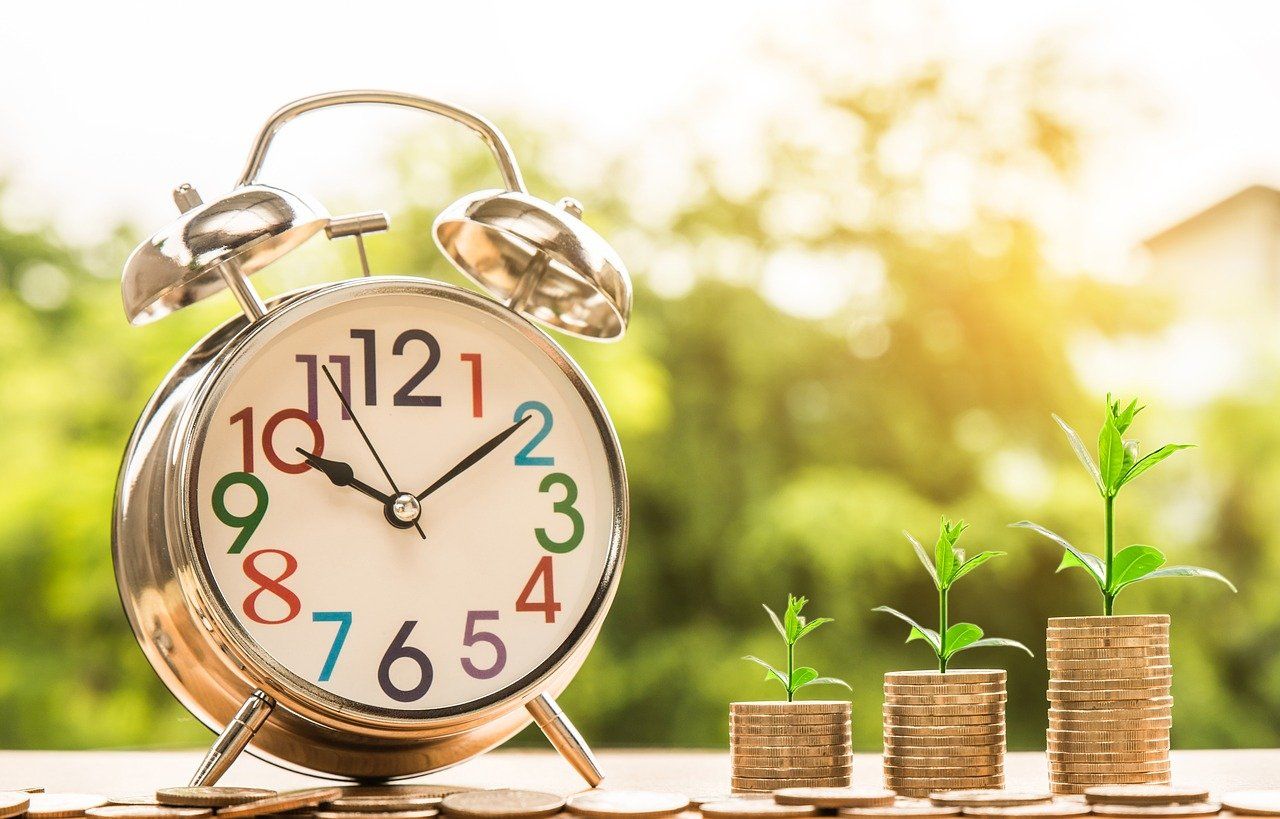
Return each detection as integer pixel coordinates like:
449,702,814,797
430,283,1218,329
0,40,1273,755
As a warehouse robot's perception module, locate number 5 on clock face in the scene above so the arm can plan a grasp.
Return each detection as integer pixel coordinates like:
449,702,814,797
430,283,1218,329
191,289,621,715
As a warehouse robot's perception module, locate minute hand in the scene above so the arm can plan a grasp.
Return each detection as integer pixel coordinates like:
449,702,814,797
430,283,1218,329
416,415,532,501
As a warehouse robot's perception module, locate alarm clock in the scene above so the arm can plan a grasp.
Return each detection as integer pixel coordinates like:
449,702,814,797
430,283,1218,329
112,91,631,787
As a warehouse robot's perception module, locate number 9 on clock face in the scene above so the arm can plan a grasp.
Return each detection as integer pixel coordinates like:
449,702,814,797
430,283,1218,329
185,284,625,717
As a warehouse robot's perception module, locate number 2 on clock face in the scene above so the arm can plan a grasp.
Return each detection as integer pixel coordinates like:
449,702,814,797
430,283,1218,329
194,291,616,712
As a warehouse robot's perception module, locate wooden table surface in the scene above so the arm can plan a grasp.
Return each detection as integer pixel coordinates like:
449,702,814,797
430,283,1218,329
2,750,1277,797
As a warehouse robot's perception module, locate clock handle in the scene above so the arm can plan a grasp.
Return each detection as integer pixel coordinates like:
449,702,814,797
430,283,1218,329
527,693,604,787
188,689,276,786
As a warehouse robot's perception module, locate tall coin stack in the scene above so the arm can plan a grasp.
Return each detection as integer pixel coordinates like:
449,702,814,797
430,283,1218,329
882,669,1007,798
729,701,853,793
1046,614,1172,795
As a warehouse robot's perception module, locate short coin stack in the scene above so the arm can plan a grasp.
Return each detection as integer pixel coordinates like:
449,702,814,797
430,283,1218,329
882,670,1007,798
1084,784,1217,817
730,701,853,793
1046,615,1172,795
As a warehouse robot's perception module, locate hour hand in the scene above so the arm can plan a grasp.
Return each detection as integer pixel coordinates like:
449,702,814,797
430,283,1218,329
297,448,393,504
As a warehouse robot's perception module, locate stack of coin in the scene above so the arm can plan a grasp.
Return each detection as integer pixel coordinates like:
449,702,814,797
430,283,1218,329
730,701,853,793
1046,616,1173,795
882,670,1007,798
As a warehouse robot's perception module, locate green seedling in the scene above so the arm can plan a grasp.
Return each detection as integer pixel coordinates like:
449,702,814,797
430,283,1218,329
743,594,851,702
875,517,1032,672
1012,394,1236,615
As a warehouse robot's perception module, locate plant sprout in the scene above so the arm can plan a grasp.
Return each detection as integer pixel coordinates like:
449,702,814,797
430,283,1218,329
743,594,851,702
875,517,1032,672
1012,394,1236,615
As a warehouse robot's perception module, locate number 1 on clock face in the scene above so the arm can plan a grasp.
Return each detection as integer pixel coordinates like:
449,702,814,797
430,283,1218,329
194,292,615,713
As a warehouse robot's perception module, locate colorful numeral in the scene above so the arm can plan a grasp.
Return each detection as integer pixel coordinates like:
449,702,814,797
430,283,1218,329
296,354,351,420
312,611,352,682
513,401,555,466
378,620,434,702
392,330,443,407
212,471,268,554
242,548,301,625
535,473,583,554
229,407,324,474
460,610,507,680
461,353,483,417
515,555,561,623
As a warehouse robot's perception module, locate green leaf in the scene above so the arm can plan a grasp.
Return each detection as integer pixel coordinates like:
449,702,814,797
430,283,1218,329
790,666,818,689
762,604,787,641
1119,444,1193,489
1009,521,1106,589
941,622,983,658
1108,544,1166,592
783,595,805,643
1098,417,1126,496
1115,565,1237,594
1053,413,1103,492
950,636,1035,658
795,617,833,642
935,517,961,587
742,655,789,690
949,550,1006,585
874,606,941,653
904,529,940,588
1122,440,1138,476
1112,397,1141,435
799,676,852,691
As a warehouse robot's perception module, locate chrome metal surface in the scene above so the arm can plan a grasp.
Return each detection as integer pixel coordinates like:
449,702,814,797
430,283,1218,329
327,211,389,278
390,493,421,523
527,693,603,786
189,689,276,786
435,191,632,340
236,90,525,193
121,185,328,325
173,185,268,322
113,277,628,779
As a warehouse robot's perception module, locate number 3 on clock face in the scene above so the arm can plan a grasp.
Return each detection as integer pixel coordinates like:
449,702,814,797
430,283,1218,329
187,287,624,716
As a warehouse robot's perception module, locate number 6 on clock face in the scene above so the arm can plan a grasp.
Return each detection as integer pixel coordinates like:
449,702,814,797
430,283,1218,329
189,287,623,716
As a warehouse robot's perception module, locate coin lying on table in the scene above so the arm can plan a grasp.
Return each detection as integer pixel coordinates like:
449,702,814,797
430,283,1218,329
105,798,160,807
930,792,1052,808
0,792,30,819
28,794,111,818
440,790,564,819
700,800,818,818
772,788,895,808
1083,786,1210,806
86,807,213,819
1088,804,1220,817
566,790,690,818
315,811,441,819
156,789,277,808
216,788,343,818
840,806,962,818
691,795,770,809
1221,791,1280,816
959,803,1090,817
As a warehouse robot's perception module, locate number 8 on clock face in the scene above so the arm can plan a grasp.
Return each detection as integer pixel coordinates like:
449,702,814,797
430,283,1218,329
189,283,624,716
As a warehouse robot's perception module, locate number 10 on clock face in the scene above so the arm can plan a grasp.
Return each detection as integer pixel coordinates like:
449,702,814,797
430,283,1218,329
189,289,623,717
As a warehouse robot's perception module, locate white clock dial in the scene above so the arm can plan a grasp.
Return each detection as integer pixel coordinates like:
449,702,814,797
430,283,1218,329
188,286,622,715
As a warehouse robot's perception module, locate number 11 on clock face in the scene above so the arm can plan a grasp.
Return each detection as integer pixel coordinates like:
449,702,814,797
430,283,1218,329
193,292,619,714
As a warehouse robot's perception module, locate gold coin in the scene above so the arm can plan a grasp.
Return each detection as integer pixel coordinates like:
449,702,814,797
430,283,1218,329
689,796,766,809
156,789,277,809
216,789,343,819
1050,695,1172,711
315,812,441,819
731,721,850,733
886,740,1004,753
1049,705,1172,718
1049,616,1169,628
885,671,1006,685
1048,687,1171,703
1046,646,1169,661
885,702,1004,715
1088,804,1219,817
886,777,1006,789
1050,762,1171,775
1048,675,1172,691
885,713,1003,727
732,728,850,740
885,764,1002,776
0,793,29,819
734,748,852,760
1049,665,1173,682
886,754,1003,767
929,792,1051,808
733,735,853,749
565,791,689,819
732,712,849,725
731,777,851,790
1051,775,1171,788
734,765,853,778
700,800,818,818
1045,636,1168,649
1046,622,1169,633
732,701,851,714
1222,792,1280,816
886,726,1005,739
439,790,563,819
734,742,851,755
1047,657,1171,672
885,693,1008,706
959,802,1091,818
841,806,962,818
1047,743,1168,756
1046,726,1170,740
85,809,212,819
1083,786,1210,806
734,756,853,770
105,799,159,808
773,788,896,808
1047,750,1168,763
1048,711,1172,726
28,795,111,819
886,682,1007,696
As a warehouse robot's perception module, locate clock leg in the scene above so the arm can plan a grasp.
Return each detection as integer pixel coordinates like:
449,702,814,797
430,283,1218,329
189,689,277,786
527,693,603,786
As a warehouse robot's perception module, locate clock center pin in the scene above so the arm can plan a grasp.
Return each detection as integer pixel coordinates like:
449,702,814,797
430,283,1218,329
390,493,422,524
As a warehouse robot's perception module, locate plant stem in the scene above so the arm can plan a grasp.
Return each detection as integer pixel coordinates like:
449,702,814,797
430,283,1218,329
938,585,949,673
786,639,795,702
1104,494,1116,616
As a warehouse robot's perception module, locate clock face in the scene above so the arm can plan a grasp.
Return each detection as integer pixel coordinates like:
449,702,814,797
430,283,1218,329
186,283,623,717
